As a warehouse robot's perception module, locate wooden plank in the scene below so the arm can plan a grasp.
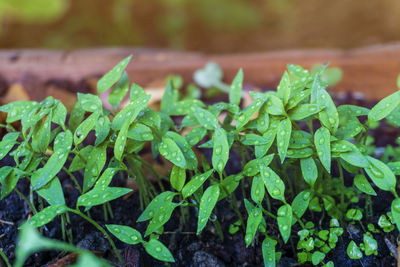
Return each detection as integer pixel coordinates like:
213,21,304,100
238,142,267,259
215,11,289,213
0,44,399,100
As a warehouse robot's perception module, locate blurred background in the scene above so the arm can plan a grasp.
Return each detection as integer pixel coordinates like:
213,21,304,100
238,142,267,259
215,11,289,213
1,0,400,53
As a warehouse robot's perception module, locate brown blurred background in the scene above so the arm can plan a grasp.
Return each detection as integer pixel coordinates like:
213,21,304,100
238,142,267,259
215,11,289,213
1,0,400,53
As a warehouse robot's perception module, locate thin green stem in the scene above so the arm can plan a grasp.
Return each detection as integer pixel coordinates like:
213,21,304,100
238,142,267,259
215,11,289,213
15,188,37,214
62,167,82,193
103,204,109,222
337,160,345,207
71,209,124,265
0,248,11,267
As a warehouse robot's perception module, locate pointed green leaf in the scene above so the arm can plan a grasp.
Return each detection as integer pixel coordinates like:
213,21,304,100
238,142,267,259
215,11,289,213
74,112,99,145
170,165,186,192
262,236,276,267
108,71,129,110
144,239,175,263
368,91,400,122
197,185,220,234
24,205,69,228
159,136,186,168
291,190,311,225
288,104,322,121
193,106,219,130
185,127,207,146
314,126,331,173
77,187,131,207
0,132,19,160
112,94,150,130
365,156,396,191
94,116,111,146
127,123,153,141
251,175,265,204
97,55,132,93
236,96,266,129
354,174,376,196
83,143,107,192
32,131,72,190
212,127,229,173
94,168,118,190
137,191,177,222
114,120,129,161
277,71,291,104
106,224,143,245
277,118,291,163
182,169,214,199
0,167,20,200
259,163,285,202
391,198,400,231
300,157,318,186
37,177,65,205
77,93,103,112
165,131,198,170
277,204,292,243
52,101,67,127
229,69,243,106
244,206,262,247
347,241,362,259
145,199,179,236
69,146,93,172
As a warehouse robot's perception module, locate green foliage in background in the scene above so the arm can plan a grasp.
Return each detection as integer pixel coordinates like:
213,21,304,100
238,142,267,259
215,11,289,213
0,56,400,266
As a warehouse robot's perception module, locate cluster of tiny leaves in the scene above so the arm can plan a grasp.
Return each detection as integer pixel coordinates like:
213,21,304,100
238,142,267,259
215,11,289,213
1,56,400,266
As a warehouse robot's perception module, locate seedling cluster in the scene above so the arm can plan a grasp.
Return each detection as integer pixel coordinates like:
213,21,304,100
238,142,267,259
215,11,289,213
0,56,399,266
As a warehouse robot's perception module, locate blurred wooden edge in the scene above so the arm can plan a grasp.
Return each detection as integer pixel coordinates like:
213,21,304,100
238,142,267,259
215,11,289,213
1,43,400,100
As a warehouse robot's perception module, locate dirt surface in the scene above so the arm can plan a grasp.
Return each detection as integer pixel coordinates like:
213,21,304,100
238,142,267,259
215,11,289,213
0,92,399,267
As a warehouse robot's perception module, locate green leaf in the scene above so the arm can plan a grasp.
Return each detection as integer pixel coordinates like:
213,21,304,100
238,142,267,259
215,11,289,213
130,83,148,101
300,157,318,186
387,105,400,127
69,146,93,172
314,126,331,173
137,108,161,129
24,204,69,228
31,111,52,152
257,108,270,134
277,118,292,163
127,123,153,141
289,130,312,148
347,241,362,259
94,168,118,190
36,177,65,205
339,143,368,168
212,127,229,173
159,136,186,168
259,163,285,202
368,91,400,122
236,96,266,129
365,156,396,191
391,198,400,231
1,101,37,123
83,144,107,192
94,116,111,146
97,55,132,93
240,134,269,146
170,165,186,192
261,236,276,267
288,104,322,121
193,106,219,130
251,175,265,204
354,174,376,196
143,239,175,263
108,72,129,110
165,131,198,170
0,167,20,200
182,169,214,199
137,191,177,222
77,187,131,207
52,101,67,127
277,204,292,243
244,206,262,247
277,71,291,105
311,251,325,265
68,103,85,133
254,129,277,158
106,224,143,245
112,94,150,130
77,93,103,112
291,190,311,225
197,185,220,234
388,162,400,175
145,198,179,236
160,81,178,114
185,127,207,146
32,131,72,190
74,112,99,145
363,234,377,256
114,121,129,161
0,132,19,160
229,69,243,106
286,89,311,110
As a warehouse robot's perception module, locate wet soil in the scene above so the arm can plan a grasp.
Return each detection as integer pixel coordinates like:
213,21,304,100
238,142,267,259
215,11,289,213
0,91,399,267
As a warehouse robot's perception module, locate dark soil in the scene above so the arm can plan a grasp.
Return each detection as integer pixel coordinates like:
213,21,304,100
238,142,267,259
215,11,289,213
0,91,399,267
